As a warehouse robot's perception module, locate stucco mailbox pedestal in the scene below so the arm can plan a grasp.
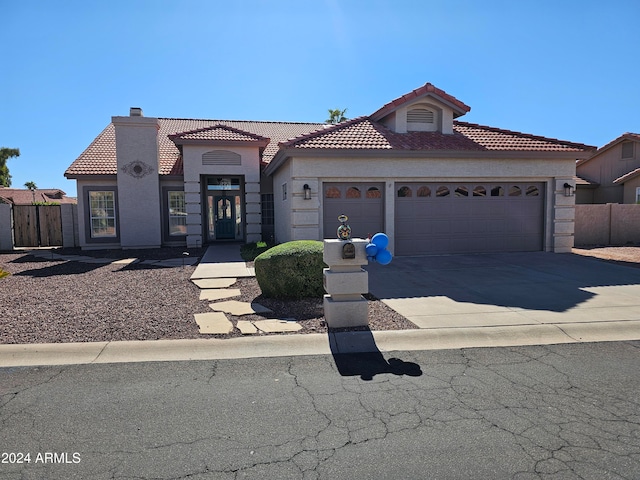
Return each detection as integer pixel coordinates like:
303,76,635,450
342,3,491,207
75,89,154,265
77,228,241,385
323,239,369,328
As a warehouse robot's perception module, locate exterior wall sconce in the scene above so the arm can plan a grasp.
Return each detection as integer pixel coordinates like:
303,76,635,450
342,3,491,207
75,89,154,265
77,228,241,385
303,184,311,200
563,182,575,197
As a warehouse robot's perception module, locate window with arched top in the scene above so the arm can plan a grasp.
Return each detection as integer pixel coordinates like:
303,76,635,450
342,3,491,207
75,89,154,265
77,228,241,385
455,186,469,197
491,186,504,197
526,186,540,196
366,187,381,198
325,187,341,199
346,187,361,199
417,186,431,197
473,186,486,197
397,186,412,197
436,186,450,197
509,186,522,197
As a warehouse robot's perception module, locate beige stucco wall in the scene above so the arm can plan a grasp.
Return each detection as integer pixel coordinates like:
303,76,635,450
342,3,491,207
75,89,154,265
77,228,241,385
575,204,640,245
113,115,162,249
182,145,262,247
577,141,640,204
272,159,293,243
623,177,640,204
273,154,577,253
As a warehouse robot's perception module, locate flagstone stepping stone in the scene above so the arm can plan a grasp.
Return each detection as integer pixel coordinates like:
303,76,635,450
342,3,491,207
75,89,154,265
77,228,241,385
191,262,254,280
236,321,258,335
208,300,272,316
253,319,302,333
111,258,138,265
199,289,241,301
194,312,233,334
192,278,237,289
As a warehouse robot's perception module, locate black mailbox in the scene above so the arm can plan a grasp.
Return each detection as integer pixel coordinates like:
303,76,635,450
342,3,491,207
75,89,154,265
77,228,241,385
342,242,355,259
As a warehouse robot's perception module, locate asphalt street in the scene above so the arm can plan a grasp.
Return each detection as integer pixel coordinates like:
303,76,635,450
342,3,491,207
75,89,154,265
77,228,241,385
1,341,640,479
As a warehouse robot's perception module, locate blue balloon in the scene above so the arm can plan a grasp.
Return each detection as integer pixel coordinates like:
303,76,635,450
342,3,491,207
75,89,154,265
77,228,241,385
376,248,392,265
371,233,389,249
365,243,378,257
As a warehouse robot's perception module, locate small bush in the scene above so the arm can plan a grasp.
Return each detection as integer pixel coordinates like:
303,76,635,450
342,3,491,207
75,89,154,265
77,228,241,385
240,241,274,261
255,240,326,298
0,269,10,279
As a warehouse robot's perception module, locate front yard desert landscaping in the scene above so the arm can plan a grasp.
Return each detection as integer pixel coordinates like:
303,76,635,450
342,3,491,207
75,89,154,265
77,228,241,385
0,246,415,345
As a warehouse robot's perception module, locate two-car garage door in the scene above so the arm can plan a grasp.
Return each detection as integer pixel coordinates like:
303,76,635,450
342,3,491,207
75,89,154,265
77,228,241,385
323,182,545,255
395,182,545,255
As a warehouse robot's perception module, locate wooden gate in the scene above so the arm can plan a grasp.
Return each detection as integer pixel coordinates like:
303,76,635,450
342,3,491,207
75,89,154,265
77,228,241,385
13,205,63,247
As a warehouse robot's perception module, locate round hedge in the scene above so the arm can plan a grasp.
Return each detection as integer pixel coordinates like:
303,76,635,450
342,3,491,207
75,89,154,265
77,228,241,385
254,240,326,299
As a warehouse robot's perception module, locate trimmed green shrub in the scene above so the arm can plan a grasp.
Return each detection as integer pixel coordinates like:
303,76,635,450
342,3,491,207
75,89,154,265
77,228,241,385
240,241,274,261
0,269,10,279
255,240,326,299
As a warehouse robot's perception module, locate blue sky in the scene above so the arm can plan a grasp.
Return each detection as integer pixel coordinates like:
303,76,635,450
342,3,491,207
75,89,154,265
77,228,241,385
2,0,639,198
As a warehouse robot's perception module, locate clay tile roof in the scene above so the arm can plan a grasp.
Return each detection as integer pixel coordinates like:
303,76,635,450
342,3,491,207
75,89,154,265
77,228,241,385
169,124,269,144
65,119,326,177
0,187,76,205
453,122,597,152
280,118,596,153
371,82,471,120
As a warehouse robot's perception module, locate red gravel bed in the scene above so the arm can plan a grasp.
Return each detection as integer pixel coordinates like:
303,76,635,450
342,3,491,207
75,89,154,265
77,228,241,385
0,251,415,345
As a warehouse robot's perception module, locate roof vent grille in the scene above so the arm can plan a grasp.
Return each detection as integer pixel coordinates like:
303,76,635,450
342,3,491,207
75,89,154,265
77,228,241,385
407,108,434,124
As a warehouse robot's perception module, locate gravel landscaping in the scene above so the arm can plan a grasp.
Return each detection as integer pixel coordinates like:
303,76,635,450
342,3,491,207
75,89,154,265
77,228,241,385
0,248,414,345
2,246,639,345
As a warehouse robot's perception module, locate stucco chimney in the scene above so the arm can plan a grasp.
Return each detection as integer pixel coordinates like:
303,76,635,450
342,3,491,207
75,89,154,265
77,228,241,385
130,107,143,117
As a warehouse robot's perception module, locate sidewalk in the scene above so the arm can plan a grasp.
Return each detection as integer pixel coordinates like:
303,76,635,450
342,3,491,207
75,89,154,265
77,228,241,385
2,321,639,367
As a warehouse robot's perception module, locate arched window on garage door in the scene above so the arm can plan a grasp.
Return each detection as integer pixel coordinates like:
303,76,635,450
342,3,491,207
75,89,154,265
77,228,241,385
325,186,341,198
397,186,412,197
417,186,431,197
346,187,361,198
367,187,381,198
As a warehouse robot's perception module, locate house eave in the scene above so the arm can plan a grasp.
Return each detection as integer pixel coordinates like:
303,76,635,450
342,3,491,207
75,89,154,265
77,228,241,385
169,138,269,148
265,147,589,176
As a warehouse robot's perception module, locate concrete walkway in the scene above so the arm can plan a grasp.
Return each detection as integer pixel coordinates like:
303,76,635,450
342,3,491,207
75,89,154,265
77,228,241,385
188,244,298,335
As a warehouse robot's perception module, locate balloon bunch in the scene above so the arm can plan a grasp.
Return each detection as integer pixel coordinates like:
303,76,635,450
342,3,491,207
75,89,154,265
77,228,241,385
366,233,393,265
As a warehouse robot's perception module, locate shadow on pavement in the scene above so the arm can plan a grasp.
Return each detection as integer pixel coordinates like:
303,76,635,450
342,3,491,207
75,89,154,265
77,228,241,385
329,328,422,381
367,251,640,312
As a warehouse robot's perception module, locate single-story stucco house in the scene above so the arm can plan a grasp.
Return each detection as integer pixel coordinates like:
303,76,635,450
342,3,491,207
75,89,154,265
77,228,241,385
576,132,640,205
65,82,596,255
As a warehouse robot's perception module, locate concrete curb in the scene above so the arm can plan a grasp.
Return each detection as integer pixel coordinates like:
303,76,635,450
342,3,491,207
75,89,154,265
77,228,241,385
2,320,640,368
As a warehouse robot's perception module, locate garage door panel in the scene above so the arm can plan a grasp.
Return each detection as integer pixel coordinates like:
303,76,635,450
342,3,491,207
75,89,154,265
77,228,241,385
324,183,384,240
395,182,544,255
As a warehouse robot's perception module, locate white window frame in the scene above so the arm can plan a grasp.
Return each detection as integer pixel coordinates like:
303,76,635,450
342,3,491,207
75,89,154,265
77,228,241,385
89,191,116,238
168,191,186,236
636,187,640,204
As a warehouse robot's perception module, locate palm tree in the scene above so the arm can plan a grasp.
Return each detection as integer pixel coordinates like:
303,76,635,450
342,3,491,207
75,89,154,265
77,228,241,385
24,181,37,203
326,108,348,124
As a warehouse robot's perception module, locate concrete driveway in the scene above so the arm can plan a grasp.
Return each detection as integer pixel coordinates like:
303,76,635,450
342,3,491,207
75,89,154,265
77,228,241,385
367,251,640,332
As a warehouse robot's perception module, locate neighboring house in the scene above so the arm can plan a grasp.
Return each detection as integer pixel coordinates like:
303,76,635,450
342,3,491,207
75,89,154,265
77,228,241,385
65,82,596,255
0,187,77,205
576,133,640,204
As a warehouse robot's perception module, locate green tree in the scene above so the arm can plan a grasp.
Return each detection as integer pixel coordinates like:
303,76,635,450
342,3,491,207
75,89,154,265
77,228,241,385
24,181,37,203
325,108,348,124
0,147,20,187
